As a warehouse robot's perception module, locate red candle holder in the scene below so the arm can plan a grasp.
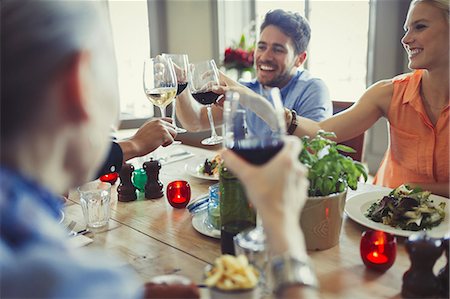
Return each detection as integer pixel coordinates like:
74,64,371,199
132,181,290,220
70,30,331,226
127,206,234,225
99,172,119,185
360,230,397,272
166,180,191,209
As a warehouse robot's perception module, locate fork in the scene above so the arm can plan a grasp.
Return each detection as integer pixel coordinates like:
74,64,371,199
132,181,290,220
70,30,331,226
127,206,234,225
65,220,76,234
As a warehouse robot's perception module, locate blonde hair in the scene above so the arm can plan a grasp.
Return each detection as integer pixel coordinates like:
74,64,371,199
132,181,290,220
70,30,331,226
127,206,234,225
411,0,450,20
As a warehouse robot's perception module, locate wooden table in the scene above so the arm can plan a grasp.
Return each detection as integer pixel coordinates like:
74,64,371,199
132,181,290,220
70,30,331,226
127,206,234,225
66,144,446,299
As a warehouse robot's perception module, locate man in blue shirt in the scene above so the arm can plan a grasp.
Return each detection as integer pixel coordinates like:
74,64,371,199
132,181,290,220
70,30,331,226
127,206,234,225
176,9,331,134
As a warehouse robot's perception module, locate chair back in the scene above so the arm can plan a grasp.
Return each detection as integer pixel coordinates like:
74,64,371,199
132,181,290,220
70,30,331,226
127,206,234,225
332,100,366,162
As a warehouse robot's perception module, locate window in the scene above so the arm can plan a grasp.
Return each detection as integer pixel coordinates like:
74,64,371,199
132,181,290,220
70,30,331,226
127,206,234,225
224,0,370,102
307,0,370,101
107,0,153,119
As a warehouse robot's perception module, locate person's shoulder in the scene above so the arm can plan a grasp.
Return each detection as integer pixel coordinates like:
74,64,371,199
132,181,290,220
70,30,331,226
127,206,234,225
365,79,394,99
391,71,418,84
239,78,258,88
296,69,322,81
295,69,327,90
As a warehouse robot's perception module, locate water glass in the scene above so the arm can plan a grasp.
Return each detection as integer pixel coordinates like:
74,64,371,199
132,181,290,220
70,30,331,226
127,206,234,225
78,181,111,228
207,183,220,230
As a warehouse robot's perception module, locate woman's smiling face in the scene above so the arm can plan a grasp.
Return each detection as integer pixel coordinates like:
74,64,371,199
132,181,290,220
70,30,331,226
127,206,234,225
401,2,449,71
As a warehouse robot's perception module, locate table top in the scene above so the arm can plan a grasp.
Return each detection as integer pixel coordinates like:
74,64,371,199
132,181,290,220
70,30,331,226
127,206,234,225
66,144,446,299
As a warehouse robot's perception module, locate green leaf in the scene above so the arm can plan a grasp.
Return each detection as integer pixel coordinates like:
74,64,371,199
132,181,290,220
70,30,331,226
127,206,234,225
336,144,356,153
238,34,246,49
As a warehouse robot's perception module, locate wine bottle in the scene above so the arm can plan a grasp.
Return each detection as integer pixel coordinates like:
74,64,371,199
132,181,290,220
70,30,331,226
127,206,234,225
219,165,256,255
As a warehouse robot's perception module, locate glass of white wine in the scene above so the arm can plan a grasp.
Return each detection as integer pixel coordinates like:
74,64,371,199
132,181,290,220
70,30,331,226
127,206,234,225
143,56,177,118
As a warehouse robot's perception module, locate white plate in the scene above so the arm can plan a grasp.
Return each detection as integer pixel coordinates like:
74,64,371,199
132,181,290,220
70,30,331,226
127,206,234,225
345,190,450,238
185,157,219,181
192,211,220,239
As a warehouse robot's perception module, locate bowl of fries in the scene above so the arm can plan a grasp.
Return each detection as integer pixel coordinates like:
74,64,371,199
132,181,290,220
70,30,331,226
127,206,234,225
204,254,260,299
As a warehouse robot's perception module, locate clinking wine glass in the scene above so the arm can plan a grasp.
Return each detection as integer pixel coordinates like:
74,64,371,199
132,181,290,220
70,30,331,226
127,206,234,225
143,56,177,118
188,60,223,145
162,53,189,134
143,56,181,146
224,87,286,294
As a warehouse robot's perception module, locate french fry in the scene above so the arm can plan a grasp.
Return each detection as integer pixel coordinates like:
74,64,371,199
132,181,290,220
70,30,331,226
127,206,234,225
204,254,259,290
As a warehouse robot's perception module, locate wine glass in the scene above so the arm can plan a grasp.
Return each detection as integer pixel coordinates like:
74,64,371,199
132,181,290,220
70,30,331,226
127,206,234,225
143,56,177,119
162,53,189,134
224,87,286,294
188,60,223,145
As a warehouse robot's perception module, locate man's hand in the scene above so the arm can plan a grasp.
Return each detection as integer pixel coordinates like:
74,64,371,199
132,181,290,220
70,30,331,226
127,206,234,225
119,118,177,161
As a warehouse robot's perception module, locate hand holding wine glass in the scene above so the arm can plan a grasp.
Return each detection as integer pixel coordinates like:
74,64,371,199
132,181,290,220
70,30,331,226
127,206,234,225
222,87,289,292
162,54,189,133
188,60,223,145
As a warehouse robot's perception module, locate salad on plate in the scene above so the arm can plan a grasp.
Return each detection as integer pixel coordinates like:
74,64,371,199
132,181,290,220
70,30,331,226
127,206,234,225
198,154,222,178
365,184,446,231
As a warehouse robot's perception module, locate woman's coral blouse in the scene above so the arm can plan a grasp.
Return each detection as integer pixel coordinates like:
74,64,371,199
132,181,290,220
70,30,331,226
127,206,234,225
373,70,449,188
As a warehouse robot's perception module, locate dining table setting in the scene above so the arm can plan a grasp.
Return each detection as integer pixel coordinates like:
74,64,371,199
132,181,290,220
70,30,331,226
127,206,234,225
65,138,449,299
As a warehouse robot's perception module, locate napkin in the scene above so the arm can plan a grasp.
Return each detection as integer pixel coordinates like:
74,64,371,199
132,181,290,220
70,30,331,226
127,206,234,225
129,148,194,168
67,234,93,248
159,150,194,165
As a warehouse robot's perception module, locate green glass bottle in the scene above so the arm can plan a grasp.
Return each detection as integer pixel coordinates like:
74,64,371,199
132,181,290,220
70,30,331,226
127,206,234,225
219,164,256,255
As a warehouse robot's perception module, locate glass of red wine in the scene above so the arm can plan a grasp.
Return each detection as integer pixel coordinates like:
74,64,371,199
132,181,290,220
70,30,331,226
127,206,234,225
188,60,223,145
223,87,286,164
223,87,286,294
162,54,189,134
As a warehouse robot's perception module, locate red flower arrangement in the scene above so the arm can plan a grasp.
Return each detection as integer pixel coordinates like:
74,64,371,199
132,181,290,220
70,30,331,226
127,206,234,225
223,34,255,71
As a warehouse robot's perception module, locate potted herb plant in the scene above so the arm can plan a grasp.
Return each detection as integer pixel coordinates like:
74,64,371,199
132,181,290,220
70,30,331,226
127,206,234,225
298,130,368,250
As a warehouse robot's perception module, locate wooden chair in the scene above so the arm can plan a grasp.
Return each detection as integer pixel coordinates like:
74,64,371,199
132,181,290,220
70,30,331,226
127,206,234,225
332,100,366,162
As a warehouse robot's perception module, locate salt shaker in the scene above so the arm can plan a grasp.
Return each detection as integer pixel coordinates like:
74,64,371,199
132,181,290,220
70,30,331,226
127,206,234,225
117,163,137,202
402,232,443,298
143,158,164,199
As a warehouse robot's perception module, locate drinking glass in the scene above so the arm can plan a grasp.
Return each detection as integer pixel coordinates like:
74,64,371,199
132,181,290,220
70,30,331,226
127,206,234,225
162,53,189,134
78,181,111,228
188,60,223,145
224,87,286,294
143,56,177,118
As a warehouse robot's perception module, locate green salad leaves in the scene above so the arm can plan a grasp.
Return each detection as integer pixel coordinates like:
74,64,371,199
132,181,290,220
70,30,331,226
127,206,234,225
366,184,446,231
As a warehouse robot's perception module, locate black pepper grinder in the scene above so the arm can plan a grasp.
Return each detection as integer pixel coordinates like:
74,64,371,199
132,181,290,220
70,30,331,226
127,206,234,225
143,158,164,199
402,232,443,298
438,236,449,298
117,163,137,202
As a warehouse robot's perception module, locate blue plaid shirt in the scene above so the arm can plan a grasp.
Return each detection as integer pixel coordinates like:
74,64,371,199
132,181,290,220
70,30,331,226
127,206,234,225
0,167,143,298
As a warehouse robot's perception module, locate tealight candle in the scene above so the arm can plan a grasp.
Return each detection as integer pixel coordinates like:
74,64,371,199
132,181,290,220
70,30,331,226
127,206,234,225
99,172,119,185
360,230,397,272
166,180,191,209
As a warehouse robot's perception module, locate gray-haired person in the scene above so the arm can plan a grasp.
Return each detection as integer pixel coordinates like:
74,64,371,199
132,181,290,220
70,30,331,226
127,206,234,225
0,1,191,297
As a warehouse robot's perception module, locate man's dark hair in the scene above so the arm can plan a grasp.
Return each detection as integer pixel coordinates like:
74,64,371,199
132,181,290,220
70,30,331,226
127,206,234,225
260,9,311,54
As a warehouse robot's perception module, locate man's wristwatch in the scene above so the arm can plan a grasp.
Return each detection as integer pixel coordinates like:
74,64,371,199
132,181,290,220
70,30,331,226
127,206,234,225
287,109,298,135
271,252,318,295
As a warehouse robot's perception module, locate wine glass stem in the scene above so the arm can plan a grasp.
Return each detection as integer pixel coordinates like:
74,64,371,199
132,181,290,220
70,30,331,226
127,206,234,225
206,105,218,138
159,106,166,118
172,99,177,124
256,212,263,228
